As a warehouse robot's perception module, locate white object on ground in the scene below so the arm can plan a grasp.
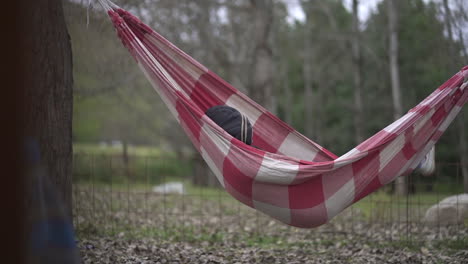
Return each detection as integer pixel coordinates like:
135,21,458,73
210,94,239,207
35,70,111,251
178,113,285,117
424,194,468,226
152,182,185,194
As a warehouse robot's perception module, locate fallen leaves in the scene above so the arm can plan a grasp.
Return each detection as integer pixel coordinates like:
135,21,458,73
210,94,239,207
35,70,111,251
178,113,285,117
77,235,468,264
74,186,468,263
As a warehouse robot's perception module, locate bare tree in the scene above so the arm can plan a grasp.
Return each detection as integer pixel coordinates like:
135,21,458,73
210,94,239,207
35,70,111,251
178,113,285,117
282,62,293,124
301,2,317,139
388,0,406,195
249,0,275,111
387,0,403,120
352,0,364,144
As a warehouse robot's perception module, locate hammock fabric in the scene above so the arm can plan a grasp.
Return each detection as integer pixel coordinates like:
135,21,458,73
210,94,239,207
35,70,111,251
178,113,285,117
99,1,468,228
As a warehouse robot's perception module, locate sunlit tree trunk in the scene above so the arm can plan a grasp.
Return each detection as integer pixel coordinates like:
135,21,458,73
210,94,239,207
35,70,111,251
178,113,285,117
388,0,406,196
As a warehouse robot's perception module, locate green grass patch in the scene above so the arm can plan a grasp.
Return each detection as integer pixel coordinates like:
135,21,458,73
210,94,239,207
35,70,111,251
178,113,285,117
75,179,229,198
73,143,166,157
76,224,313,250
367,238,468,253
73,153,194,185
351,188,457,219
432,238,468,251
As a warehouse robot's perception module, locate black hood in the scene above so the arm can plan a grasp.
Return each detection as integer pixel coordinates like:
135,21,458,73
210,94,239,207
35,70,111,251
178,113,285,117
206,105,253,145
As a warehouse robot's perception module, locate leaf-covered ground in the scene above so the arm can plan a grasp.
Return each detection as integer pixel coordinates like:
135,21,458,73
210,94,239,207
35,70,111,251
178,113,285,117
78,236,468,264
74,186,468,263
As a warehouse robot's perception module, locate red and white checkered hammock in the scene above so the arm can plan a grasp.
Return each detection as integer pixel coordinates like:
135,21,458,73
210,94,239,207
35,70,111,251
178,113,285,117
99,1,468,228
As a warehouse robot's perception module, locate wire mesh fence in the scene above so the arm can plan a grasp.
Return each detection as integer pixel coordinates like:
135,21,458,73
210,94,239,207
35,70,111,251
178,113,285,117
72,153,468,246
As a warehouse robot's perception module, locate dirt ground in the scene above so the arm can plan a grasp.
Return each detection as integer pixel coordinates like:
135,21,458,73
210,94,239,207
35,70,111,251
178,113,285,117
78,235,468,264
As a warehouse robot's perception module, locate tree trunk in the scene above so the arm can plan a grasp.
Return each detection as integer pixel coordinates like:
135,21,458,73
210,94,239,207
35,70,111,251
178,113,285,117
192,154,217,187
458,35,468,192
388,0,403,120
282,63,293,124
352,0,364,144
249,0,274,111
4,2,25,262
303,8,315,139
22,0,74,216
443,0,454,50
122,140,133,180
459,116,468,193
460,30,468,64
388,0,406,195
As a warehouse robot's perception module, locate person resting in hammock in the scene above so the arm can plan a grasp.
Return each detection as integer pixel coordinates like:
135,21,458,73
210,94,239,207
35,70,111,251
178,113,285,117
206,105,253,145
206,105,435,175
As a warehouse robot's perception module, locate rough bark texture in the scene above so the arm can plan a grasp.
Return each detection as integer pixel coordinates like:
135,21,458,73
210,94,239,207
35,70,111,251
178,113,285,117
22,0,74,216
352,0,364,144
388,0,406,196
249,0,274,111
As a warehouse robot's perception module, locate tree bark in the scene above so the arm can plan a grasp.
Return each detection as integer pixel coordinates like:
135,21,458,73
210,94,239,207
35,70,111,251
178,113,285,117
22,0,74,216
302,5,316,139
459,34,468,192
352,0,364,144
192,154,217,187
459,116,468,193
460,30,468,64
122,140,133,180
3,2,24,262
388,0,403,120
282,63,293,124
388,0,406,195
249,0,274,111
443,0,454,51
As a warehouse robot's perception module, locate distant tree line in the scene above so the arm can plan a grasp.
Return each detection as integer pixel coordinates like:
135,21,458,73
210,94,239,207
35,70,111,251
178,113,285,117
66,0,468,191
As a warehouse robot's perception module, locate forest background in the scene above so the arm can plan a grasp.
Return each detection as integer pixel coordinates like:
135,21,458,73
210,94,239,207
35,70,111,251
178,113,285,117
66,0,468,193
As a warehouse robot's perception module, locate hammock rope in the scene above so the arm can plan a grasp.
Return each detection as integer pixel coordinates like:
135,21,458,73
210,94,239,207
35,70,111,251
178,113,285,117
98,0,468,228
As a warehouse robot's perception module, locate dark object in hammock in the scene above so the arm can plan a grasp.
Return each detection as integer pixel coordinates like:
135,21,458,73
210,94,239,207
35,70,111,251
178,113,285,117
206,105,253,145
